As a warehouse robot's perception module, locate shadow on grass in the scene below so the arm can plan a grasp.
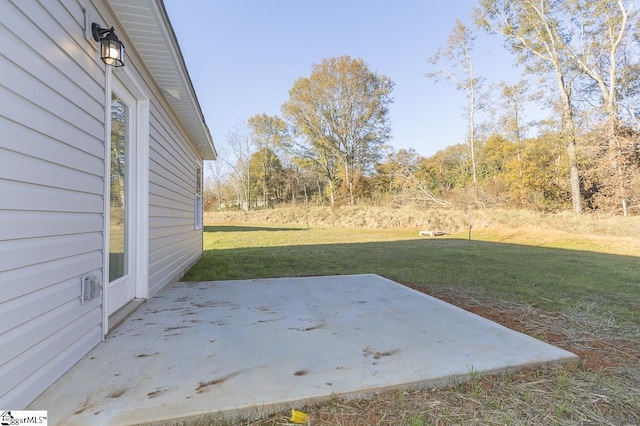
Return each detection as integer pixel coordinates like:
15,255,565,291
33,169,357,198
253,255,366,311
185,238,640,329
203,225,306,233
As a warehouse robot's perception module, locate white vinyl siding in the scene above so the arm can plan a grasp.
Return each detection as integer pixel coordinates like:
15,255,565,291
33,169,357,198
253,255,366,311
1,0,206,408
147,100,203,297
0,0,105,408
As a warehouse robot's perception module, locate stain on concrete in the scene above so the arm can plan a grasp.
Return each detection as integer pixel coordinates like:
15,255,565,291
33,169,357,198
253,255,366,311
108,388,127,398
136,352,159,358
289,323,325,332
362,347,400,360
73,397,90,415
164,325,190,332
256,306,279,314
147,388,169,399
192,301,234,309
195,370,244,393
255,316,286,325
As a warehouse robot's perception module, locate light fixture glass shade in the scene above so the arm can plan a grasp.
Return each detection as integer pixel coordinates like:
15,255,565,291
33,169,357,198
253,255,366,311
100,36,125,67
92,24,125,67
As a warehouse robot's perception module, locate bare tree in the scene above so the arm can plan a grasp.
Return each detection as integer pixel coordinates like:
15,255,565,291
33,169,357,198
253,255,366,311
427,19,484,191
205,154,226,211
476,0,583,213
225,122,253,211
568,0,636,215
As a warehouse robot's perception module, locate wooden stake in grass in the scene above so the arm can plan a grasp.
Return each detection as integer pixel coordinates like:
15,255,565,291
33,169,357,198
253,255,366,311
468,205,473,242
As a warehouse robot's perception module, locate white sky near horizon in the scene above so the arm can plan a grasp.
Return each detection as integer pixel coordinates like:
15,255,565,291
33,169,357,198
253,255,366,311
163,0,529,160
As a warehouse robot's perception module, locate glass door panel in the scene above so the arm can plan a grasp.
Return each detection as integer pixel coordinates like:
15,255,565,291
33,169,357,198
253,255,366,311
109,94,128,282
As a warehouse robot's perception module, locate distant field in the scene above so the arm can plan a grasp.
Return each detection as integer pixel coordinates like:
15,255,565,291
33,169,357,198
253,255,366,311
204,205,640,240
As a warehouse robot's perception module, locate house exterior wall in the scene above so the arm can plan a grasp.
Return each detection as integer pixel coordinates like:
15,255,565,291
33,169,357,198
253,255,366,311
148,101,203,298
0,0,205,408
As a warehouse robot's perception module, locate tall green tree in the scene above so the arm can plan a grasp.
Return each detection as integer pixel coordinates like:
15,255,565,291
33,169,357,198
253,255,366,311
247,114,289,208
421,143,474,194
490,80,533,205
282,55,394,205
249,147,283,207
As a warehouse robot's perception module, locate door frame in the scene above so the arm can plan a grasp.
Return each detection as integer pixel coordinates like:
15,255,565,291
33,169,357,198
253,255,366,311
102,66,150,337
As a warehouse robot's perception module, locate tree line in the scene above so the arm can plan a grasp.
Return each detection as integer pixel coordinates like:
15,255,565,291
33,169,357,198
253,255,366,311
206,0,640,216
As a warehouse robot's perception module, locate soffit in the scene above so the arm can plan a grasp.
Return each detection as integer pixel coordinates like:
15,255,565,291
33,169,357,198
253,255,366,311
109,0,216,160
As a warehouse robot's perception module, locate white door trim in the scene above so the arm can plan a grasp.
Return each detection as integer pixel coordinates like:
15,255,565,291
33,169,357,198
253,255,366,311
102,67,149,337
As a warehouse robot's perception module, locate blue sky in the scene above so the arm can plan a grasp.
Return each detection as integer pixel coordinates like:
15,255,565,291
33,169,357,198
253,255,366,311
164,1,523,158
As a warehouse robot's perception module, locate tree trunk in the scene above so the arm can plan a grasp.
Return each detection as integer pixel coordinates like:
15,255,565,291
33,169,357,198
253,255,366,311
316,180,323,206
343,159,354,206
469,114,478,198
606,106,628,216
567,139,581,214
328,179,335,206
263,180,268,209
469,77,478,191
556,70,582,214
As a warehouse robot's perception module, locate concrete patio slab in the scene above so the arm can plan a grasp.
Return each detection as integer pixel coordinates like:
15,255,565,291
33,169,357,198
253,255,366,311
29,274,578,425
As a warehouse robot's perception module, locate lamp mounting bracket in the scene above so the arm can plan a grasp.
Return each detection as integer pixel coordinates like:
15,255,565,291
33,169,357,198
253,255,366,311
92,23,114,42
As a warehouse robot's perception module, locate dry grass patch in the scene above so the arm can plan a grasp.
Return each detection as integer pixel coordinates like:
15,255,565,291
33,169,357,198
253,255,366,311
205,206,640,239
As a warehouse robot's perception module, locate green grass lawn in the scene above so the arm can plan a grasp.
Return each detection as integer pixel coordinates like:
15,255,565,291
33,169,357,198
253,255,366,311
184,224,640,332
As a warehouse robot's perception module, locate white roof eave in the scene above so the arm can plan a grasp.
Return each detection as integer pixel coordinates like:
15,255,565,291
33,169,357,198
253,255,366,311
109,0,216,160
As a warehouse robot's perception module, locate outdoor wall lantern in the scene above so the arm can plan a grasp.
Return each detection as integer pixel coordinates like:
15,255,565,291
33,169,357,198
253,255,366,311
92,23,125,67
